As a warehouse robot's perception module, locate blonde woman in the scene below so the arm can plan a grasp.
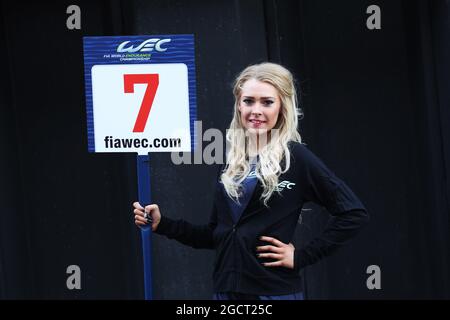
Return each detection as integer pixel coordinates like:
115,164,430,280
133,62,369,300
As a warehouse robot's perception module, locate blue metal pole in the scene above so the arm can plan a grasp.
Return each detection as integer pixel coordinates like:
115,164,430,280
137,154,153,300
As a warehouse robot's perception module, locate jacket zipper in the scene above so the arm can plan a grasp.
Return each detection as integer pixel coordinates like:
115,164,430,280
232,206,264,292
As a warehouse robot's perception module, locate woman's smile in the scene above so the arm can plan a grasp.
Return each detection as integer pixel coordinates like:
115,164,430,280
248,119,267,127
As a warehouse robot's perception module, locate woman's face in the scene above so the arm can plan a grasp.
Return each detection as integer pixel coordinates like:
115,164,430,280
238,79,281,137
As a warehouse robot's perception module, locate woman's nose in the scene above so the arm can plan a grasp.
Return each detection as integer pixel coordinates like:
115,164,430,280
251,103,263,115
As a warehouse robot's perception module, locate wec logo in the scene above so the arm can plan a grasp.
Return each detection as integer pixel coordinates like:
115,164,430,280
117,38,171,53
276,180,296,192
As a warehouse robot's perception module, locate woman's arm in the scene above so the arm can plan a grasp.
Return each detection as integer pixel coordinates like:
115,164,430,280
293,208,369,271
292,143,370,271
153,202,217,250
135,165,224,250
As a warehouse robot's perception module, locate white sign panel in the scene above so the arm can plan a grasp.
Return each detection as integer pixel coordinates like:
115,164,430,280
91,63,190,154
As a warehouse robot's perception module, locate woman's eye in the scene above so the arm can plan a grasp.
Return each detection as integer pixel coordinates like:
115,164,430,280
242,99,273,106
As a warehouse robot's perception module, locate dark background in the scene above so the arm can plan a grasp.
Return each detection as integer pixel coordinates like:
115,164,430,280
0,0,449,299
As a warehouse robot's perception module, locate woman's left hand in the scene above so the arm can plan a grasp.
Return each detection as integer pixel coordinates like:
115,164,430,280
256,236,295,269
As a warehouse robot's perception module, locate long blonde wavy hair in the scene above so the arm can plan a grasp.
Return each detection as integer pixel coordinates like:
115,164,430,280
220,62,303,207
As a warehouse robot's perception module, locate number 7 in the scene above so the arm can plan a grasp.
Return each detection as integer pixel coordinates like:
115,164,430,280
124,74,159,132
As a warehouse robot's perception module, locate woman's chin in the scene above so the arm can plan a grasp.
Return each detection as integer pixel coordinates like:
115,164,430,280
246,127,269,137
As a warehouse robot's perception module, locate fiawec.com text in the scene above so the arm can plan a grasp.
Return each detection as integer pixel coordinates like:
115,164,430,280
103,136,181,149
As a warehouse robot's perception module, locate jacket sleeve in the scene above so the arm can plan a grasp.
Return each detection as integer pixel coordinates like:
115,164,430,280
153,201,217,249
292,143,370,271
153,165,223,250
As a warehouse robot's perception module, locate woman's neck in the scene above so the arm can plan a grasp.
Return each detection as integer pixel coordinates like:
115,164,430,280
247,134,269,157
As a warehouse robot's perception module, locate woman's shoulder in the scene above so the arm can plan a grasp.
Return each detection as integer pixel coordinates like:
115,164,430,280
288,140,312,157
288,140,322,166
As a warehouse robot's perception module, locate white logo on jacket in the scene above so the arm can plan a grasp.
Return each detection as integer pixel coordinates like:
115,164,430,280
275,180,296,192
248,170,257,178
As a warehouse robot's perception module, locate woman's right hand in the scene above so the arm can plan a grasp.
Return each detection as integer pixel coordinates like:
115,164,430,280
133,202,161,231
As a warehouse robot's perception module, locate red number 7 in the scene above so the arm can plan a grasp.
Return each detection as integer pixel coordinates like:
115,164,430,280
124,74,159,132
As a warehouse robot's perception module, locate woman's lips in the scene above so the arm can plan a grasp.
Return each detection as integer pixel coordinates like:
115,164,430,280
249,119,266,127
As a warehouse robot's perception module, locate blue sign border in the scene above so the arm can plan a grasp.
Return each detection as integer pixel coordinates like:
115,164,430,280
83,34,197,153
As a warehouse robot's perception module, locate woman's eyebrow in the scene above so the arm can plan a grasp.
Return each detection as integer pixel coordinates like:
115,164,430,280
242,96,275,99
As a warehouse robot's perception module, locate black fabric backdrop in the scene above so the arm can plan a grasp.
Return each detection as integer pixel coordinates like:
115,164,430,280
0,0,448,299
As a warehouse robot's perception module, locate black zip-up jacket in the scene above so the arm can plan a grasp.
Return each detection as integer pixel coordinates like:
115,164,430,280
155,141,369,295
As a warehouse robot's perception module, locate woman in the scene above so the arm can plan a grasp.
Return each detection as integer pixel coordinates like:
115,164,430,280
133,62,369,300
